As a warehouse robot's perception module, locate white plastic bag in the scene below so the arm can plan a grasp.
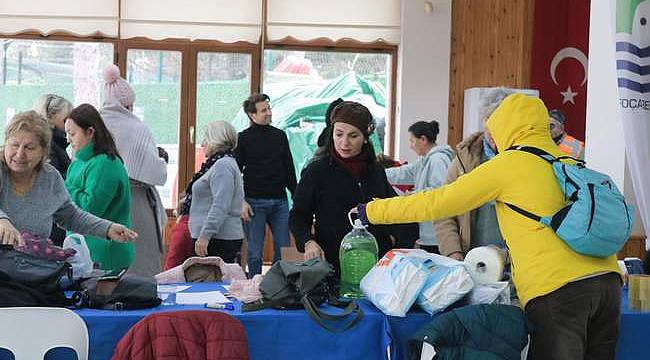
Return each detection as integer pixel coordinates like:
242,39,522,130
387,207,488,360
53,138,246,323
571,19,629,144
63,234,93,279
468,281,511,305
404,249,475,315
360,249,429,317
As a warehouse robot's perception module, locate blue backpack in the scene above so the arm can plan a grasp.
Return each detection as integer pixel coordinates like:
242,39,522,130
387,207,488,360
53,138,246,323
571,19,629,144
505,146,634,258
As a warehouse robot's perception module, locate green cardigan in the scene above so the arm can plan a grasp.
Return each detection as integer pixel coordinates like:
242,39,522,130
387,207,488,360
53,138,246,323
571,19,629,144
65,143,133,271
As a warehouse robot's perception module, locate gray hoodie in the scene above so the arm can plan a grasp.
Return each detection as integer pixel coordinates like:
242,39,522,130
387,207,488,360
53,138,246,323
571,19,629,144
385,145,454,245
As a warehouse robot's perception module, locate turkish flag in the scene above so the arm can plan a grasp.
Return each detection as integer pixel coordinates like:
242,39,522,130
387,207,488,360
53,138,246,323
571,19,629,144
530,0,590,141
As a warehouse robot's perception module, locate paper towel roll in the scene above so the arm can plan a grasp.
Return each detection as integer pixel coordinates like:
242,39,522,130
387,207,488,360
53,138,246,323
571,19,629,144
463,246,506,285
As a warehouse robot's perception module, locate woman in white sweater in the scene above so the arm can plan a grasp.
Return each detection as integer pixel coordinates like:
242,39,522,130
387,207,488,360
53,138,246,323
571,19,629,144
384,120,453,253
100,64,168,277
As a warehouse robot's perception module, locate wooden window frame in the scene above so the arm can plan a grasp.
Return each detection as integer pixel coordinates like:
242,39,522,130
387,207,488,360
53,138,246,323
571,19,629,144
188,40,260,177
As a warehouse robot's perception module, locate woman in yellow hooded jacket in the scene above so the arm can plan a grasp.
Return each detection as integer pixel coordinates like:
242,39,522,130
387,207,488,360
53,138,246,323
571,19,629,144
357,93,622,360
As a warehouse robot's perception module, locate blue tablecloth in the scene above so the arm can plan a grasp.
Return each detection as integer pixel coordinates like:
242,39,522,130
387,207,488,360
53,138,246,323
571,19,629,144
616,286,649,360
2,283,645,360
387,308,432,360
75,283,391,360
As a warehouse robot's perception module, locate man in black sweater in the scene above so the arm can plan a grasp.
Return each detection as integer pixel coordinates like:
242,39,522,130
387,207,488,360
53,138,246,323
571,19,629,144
236,93,297,276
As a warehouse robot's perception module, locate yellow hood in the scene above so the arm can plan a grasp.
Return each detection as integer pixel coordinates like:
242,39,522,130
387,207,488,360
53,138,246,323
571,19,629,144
485,93,558,154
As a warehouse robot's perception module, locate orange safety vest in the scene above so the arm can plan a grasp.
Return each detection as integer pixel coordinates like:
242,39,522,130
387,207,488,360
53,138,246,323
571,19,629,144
558,134,585,160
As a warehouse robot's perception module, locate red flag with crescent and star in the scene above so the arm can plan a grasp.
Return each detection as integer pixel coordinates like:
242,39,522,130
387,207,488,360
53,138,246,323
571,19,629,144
530,0,590,141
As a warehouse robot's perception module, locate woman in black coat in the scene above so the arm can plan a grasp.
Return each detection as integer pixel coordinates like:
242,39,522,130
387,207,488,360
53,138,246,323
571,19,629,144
289,101,417,274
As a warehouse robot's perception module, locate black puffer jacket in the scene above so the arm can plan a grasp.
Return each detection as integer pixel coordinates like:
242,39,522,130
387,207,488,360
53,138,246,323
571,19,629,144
290,155,418,274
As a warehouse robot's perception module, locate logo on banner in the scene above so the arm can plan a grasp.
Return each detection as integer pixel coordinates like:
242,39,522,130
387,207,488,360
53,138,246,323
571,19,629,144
550,47,589,105
616,0,650,110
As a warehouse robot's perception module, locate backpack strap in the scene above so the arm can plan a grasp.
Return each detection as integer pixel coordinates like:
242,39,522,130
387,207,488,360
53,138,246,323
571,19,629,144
504,145,553,223
505,145,587,229
506,145,555,163
505,203,541,222
241,297,285,312
301,295,364,333
506,145,584,165
102,298,162,310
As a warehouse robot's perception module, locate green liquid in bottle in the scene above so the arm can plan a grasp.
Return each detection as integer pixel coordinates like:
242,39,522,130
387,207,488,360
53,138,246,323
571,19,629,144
339,219,378,299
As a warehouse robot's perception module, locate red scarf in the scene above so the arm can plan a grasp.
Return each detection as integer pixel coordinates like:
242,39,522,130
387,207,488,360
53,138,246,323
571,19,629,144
330,147,369,180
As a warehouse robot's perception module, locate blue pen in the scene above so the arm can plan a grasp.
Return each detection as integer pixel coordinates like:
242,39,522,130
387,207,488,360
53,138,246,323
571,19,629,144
205,302,234,310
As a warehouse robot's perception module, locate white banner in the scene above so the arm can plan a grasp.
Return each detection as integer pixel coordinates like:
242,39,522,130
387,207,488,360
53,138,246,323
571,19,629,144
616,0,650,235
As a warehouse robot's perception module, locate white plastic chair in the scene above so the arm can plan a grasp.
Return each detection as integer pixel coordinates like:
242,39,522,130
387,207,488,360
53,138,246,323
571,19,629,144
0,307,88,360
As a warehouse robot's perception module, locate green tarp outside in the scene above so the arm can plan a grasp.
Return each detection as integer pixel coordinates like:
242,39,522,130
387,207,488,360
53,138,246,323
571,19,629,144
231,71,386,177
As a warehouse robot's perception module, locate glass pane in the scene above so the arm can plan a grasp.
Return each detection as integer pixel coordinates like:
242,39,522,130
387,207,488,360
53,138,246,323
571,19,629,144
260,49,391,174
0,39,113,139
194,52,251,171
127,49,182,209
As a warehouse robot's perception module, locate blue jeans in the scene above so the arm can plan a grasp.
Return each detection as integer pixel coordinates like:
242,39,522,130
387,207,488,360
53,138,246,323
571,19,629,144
243,198,290,277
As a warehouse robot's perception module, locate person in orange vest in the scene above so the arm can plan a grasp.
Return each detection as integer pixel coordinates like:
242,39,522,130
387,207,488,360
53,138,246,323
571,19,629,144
549,109,585,160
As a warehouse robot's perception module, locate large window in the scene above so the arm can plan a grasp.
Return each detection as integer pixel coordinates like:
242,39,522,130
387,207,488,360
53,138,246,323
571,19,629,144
126,49,182,209
0,39,113,138
126,47,254,209
260,49,392,173
194,52,252,169
0,38,394,211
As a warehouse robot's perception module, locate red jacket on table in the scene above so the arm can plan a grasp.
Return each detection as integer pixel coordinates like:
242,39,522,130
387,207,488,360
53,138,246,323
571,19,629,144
112,310,249,360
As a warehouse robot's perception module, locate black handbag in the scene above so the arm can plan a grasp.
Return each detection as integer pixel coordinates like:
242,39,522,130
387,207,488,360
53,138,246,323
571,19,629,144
243,258,364,333
73,275,162,310
0,244,72,307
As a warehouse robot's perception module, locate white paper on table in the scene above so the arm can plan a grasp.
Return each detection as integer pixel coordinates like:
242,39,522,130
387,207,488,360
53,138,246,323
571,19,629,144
175,291,230,305
157,285,191,293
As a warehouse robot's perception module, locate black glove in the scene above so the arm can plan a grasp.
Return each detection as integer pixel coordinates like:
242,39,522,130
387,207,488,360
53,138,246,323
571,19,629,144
157,147,169,163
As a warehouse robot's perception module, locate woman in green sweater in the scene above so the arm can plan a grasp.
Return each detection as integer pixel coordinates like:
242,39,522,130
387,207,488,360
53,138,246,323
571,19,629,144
65,104,133,271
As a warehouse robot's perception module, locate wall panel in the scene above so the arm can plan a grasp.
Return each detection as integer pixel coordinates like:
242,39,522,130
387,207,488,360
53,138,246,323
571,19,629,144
447,0,534,145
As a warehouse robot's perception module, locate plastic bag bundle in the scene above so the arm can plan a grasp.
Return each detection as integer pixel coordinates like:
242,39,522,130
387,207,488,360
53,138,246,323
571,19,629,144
360,249,429,317
405,250,475,315
361,249,475,316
